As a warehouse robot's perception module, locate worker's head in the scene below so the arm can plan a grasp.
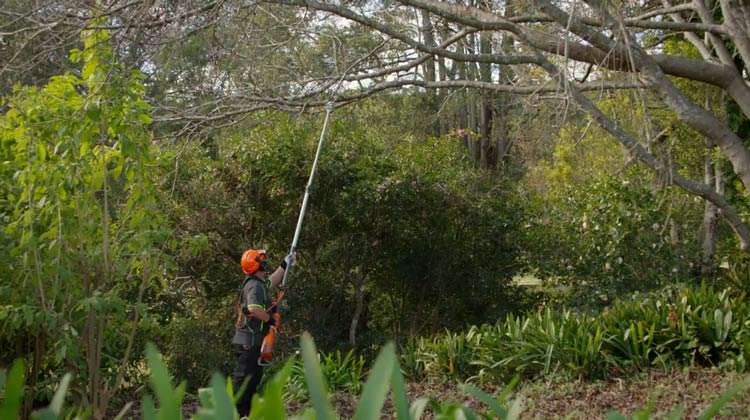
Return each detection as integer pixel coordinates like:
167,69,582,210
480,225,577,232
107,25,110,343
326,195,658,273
241,249,268,275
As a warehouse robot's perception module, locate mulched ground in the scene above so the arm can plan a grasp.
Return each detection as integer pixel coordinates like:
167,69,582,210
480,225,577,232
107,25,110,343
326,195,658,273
111,367,750,419
318,368,750,419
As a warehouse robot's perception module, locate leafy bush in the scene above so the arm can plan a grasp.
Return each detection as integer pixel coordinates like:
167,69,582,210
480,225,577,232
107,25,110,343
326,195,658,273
520,178,698,310
162,307,235,390
279,348,366,400
404,283,750,384
0,26,171,416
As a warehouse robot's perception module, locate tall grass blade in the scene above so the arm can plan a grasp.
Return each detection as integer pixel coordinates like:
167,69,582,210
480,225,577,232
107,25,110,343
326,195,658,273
141,395,157,420
49,373,72,415
460,384,506,418
260,358,295,420
209,372,235,420
697,376,750,420
409,398,430,419
1,359,25,420
300,332,337,420
390,363,410,420
498,375,520,402
145,343,181,420
353,343,396,420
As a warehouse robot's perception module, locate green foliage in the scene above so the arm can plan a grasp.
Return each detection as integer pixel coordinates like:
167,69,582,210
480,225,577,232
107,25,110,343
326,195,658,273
0,359,24,419
399,283,750,385
520,85,727,308
161,305,235,389
0,25,170,413
5,332,750,420
159,109,524,360
277,348,366,401
520,177,698,309
319,349,366,394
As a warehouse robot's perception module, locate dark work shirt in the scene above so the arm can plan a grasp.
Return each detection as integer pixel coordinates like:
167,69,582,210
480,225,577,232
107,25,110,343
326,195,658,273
232,275,272,346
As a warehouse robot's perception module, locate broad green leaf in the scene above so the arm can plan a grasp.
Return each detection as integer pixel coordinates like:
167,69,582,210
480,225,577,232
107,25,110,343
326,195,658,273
353,342,395,420
48,373,72,414
0,359,25,420
141,395,156,420
144,343,180,420
262,358,295,420
37,143,47,161
248,394,263,420
209,372,235,420
409,398,430,419
390,363,410,420
121,138,135,158
460,384,506,418
300,333,336,420
198,387,214,410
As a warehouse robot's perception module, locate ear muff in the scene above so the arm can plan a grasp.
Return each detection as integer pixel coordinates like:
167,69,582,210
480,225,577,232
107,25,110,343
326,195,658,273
257,256,268,272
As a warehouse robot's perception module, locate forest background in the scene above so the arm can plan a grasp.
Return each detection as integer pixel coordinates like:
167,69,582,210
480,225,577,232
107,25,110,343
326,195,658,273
1,0,750,418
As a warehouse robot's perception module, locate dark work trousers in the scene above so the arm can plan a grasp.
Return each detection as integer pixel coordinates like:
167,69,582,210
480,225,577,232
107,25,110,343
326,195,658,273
232,344,264,418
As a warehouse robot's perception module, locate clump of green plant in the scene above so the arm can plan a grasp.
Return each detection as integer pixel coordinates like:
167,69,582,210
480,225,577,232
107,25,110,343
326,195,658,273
410,283,750,384
3,333,750,419
279,347,366,401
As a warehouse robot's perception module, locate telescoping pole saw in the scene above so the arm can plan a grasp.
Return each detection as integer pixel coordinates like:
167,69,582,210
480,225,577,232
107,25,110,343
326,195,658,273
257,100,337,366
283,99,335,289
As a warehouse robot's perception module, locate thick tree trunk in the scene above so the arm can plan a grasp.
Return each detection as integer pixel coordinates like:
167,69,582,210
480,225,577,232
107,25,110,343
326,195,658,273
527,0,750,252
536,57,750,252
719,0,750,73
533,0,750,192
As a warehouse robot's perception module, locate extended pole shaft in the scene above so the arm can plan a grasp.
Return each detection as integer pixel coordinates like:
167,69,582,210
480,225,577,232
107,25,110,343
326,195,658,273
281,101,335,288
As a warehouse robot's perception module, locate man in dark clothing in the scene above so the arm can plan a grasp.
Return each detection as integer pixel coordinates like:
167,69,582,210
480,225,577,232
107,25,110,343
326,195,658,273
232,248,293,418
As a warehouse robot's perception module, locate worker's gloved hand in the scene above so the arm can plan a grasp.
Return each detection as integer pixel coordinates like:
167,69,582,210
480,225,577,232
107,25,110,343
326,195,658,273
280,252,296,270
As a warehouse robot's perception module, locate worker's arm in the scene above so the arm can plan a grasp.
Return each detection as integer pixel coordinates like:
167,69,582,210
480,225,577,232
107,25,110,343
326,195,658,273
243,282,273,323
269,267,285,289
268,253,295,289
246,305,271,323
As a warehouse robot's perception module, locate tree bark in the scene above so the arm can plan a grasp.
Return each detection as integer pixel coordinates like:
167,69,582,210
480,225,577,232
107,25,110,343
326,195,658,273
536,57,750,252
702,139,720,278
395,0,750,118
348,274,365,348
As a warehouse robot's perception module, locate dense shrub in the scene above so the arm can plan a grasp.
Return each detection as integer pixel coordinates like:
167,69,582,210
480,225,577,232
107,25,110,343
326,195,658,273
400,283,750,384
158,111,526,358
519,178,699,310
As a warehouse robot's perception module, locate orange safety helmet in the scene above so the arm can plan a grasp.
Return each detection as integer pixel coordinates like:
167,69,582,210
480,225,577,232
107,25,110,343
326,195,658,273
240,249,268,274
